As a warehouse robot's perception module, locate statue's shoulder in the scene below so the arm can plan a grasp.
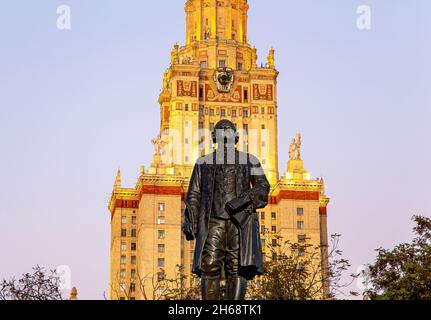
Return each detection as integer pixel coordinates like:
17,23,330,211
196,153,215,165
239,152,260,166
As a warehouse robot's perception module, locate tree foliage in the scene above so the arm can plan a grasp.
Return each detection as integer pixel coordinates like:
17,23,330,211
247,234,357,300
111,265,200,300
0,266,63,300
111,235,355,300
363,215,431,300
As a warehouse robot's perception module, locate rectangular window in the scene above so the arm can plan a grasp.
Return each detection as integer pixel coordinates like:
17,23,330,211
297,208,304,216
121,216,127,224
185,138,189,144
219,60,226,68
244,89,248,102
131,269,136,279
261,107,265,114
121,242,127,251
243,109,249,118
158,244,165,253
157,217,166,225
200,61,208,69
232,110,237,117
131,216,137,225
297,221,304,230
210,109,215,116
261,226,266,234
298,235,306,243
271,212,277,220
298,248,305,257
131,256,136,265
237,62,243,71
261,211,265,220
158,203,165,212
121,229,127,237
120,269,126,278
130,283,136,293
158,230,166,239
272,226,277,233
131,229,137,237
199,107,204,116
243,124,249,136
121,255,126,264
220,109,226,117
272,239,277,246
209,122,215,132
131,242,137,251
185,104,189,112
158,258,165,268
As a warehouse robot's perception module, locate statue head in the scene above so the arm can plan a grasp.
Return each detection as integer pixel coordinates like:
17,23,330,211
212,119,239,145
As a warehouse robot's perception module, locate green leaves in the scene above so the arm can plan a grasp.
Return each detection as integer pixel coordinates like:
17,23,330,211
363,215,431,300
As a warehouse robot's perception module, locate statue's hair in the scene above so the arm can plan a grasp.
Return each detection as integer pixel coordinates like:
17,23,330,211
212,119,239,144
214,119,237,132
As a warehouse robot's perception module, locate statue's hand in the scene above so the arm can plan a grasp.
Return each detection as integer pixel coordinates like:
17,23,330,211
182,222,195,241
225,193,253,216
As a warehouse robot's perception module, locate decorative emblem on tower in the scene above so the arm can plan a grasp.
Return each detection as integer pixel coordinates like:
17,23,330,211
214,67,234,93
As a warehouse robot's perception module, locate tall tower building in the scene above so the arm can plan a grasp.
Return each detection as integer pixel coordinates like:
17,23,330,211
109,0,330,300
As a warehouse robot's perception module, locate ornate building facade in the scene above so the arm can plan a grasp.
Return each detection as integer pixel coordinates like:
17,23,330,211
108,0,330,300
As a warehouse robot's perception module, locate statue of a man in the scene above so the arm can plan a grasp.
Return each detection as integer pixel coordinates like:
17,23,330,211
267,47,275,69
170,43,179,65
251,47,258,67
152,134,166,156
289,133,302,160
183,120,270,300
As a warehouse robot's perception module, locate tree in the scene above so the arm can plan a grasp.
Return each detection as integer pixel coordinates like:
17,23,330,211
363,215,431,300
0,266,63,300
110,236,356,301
247,234,357,300
110,265,200,300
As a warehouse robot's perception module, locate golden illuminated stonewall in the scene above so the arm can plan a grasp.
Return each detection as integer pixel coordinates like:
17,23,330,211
108,0,330,300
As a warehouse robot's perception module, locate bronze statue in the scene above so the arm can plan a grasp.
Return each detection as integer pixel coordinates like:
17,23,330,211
183,120,270,300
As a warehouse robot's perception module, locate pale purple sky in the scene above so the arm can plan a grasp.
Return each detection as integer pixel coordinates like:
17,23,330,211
0,0,430,299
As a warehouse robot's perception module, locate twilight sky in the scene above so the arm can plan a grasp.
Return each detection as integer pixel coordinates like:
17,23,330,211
0,0,430,299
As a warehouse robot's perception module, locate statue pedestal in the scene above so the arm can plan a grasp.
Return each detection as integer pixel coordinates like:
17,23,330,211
286,160,310,181
287,160,304,173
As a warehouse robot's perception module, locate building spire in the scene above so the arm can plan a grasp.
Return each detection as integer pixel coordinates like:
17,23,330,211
185,0,249,45
69,287,78,300
114,168,121,190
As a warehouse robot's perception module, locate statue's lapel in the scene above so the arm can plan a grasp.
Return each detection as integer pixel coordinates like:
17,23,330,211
235,151,246,196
